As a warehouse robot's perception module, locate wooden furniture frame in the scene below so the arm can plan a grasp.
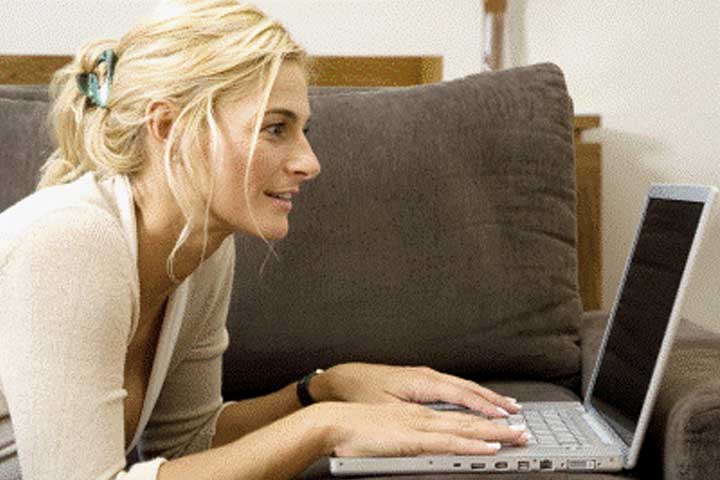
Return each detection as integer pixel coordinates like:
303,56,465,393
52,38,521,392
0,54,601,310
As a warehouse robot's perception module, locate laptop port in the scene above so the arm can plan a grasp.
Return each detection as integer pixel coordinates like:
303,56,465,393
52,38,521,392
540,459,553,470
452,463,461,468
470,463,486,470
494,461,508,469
518,461,530,471
568,460,595,470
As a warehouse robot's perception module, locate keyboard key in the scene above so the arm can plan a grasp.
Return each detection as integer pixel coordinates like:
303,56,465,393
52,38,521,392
508,415,525,425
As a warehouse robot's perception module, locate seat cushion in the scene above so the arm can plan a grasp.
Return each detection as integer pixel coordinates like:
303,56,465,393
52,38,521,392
223,63,583,399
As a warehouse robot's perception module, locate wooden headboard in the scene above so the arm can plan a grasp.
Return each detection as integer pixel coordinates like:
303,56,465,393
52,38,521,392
0,54,601,311
0,55,443,87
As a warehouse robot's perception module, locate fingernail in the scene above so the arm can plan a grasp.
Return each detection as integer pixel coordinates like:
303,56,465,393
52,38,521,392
509,424,527,431
486,442,502,450
505,396,517,403
496,407,509,416
521,432,531,441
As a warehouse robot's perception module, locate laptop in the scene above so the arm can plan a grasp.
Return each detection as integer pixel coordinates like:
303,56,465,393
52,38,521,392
303,183,717,477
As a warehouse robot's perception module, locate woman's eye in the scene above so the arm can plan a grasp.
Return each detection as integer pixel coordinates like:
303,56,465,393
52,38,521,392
266,123,285,136
264,123,309,138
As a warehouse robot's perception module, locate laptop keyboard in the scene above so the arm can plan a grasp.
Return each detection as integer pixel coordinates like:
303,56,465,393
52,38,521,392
495,408,590,447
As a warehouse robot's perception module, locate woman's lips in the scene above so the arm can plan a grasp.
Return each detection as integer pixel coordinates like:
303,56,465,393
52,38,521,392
265,192,292,212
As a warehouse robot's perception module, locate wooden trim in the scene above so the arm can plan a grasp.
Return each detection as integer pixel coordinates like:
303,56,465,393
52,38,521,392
574,114,601,131
310,56,443,86
0,55,72,85
0,55,443,87
483,0,507,14
574,114,601,144
575,143,603,311
574,115,602,311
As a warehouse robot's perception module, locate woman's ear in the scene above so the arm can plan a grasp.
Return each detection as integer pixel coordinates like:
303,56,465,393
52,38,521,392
144,99,179,147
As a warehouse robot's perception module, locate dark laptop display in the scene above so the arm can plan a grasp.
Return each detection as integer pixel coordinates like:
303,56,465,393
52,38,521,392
589,198,705,444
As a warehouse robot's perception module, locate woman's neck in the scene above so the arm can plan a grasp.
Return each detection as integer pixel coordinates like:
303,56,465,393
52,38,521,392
129,171,229,306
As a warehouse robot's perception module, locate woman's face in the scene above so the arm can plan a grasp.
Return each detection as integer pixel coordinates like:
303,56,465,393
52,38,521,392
209,60,320,241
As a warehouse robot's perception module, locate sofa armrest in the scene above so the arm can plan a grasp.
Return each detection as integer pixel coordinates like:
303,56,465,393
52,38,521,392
581,311,720,479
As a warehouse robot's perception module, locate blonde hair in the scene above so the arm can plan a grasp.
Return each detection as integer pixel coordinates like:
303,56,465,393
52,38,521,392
38,0,316,282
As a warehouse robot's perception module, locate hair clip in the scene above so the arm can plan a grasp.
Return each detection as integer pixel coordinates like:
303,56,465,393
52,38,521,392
76,49,117,108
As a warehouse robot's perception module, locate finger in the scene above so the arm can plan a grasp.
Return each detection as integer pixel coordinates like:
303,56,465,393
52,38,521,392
422,412,529,444
442,376,520,411
422,383,511,418
428,371,522,414
457,423,529,445
417,432,502,456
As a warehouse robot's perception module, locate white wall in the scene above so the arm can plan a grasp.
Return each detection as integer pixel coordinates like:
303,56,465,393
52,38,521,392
0,0,483,79
501,0,720,332
2,1,719,331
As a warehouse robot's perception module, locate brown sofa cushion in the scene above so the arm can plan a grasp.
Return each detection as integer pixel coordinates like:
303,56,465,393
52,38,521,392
0,97,53,213
223,63,583,399
0,64,583,400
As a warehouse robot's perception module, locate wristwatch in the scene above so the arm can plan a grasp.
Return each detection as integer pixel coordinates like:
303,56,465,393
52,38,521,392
296,368,325,407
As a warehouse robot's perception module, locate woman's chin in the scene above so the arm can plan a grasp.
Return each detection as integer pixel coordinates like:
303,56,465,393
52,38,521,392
224,210,290,241
263,227,289,241
249,219,289,241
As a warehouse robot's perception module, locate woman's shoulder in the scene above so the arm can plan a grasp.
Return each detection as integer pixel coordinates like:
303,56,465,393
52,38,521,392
0,173,131,268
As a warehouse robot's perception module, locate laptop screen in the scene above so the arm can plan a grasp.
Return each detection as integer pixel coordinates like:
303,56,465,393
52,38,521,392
589,196,705,444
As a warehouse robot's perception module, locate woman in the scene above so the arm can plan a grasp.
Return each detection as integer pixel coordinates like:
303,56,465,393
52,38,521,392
0,1,528,479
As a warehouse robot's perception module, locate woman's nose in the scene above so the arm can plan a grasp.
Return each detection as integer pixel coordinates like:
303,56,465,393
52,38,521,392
287,139,321,180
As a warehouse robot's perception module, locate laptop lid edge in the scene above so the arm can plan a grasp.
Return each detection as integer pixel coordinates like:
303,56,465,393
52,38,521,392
624,185,716,468
581,184,716,469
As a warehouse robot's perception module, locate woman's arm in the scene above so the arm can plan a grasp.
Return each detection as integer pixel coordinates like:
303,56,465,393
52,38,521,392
0,208,165,479
160,400,527,480
211,375,330,448
158,404,327,480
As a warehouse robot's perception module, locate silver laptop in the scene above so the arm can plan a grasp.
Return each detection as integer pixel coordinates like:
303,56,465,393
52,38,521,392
304,184,716,477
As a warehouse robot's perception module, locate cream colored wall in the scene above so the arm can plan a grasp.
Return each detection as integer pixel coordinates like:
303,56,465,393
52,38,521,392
0,0,482,79
2,0,718,331
500,0,720,332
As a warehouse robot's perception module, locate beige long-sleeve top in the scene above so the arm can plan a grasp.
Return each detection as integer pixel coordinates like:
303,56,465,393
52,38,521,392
0,172,237,479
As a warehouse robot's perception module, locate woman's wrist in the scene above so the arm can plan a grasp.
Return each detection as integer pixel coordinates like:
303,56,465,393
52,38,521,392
307,366,337,403
300,401,344,457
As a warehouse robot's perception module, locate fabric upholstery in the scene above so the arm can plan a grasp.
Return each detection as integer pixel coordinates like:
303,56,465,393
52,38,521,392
0,85,48,102
223,63,583,399
0,98,53,213
581,312,720,480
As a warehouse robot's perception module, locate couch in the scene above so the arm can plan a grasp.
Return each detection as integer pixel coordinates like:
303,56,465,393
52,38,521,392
1,63,719,480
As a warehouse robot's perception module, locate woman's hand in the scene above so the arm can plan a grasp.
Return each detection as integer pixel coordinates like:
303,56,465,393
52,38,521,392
308,401,528,458
314,363,521,418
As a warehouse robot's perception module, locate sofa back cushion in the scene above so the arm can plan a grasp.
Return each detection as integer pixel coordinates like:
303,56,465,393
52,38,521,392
0,63,583,400
223,63,583,398
0,89,53,213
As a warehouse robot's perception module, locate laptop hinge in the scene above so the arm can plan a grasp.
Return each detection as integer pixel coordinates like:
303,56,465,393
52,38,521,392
583,404,631,454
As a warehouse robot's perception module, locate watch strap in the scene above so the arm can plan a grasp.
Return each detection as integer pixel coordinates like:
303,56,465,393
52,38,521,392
296,368,325,407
